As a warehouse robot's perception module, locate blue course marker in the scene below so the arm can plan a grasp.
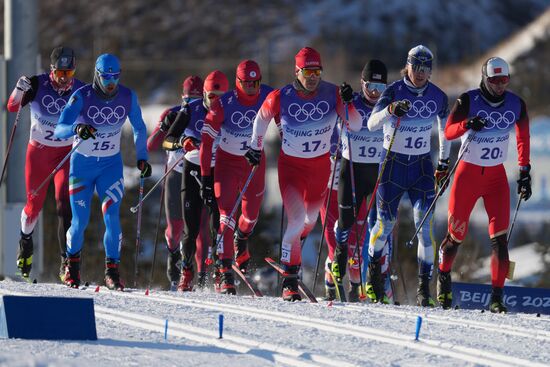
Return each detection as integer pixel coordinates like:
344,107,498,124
219,314,224,339
164,319,168,341
415,316,422,341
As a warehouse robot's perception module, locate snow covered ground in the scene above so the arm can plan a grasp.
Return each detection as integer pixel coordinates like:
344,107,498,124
1,279,549,367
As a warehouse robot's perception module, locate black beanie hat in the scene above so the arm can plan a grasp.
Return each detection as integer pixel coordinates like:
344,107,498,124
50,47,75,69
361,59,387,84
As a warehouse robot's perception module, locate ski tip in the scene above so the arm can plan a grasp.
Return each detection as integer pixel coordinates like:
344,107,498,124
145,288,149,296
32,278,37,284
327,301,333,307
84,281,90,287
537,313,541,317
94,285,100,293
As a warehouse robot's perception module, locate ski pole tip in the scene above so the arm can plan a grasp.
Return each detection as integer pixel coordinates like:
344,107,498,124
130,206,138,213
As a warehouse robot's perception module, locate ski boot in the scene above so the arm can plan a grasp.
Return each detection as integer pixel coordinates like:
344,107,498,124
366,258,387,303
417,274,435,307
281,265,302,302
324,282,336,301
218,259,236,295
197,271,208,289
489,287,507,313
166,250,182,289
437,270,453,309
62,255,81,288
348,282,361,303
234,229,251,274
16,232,34,278
177,265,194,292
104,258,125,291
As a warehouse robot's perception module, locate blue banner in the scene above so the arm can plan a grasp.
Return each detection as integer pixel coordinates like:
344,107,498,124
452,282,550,315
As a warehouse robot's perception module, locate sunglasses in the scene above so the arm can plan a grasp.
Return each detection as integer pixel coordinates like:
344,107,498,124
411,64,432,73
206,90,225,99
301,68,322,78
361,80,386,93
487,75,510,84
238,78,261,88
53,69,75,78
98,71,121,80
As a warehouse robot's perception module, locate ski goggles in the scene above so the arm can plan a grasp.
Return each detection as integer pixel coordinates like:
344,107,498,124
300,68,322,78
98,71,121,81
53,69,75,78
361,80,386,93
238,78,261,88
205,90,225,99
410,64,432,73
487,75,510,84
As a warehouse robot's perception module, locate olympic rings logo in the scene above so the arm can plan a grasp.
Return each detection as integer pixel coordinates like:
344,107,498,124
86,105,126,125
230,110,257,129
477,110,516,130
41,95,67,115
195,119,204,132
287,101,330,122
358,109,371,126
405,99,437,119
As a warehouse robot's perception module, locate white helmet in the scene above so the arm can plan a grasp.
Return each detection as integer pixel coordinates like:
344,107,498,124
482,57,510,78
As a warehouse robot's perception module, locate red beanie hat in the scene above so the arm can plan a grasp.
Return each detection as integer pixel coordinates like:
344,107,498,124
182,76,204,97
295,47,322,71
237,60,261,81
203,70,229,93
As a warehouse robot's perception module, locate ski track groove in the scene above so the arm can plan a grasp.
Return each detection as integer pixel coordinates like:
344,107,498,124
87,288,545,367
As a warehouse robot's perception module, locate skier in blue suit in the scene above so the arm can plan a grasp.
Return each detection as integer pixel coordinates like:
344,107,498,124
55,53,151,290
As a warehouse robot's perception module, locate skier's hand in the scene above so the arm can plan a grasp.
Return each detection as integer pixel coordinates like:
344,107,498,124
465,116,486,131
200,175,214,209
180,136,199,152
434,158,450,192
517,166,532,201
244,148,261,166
137,160,152,178
16,76,32,92
339,82,353,104
75,124,96,140
160,111,177,132
388,100,410,117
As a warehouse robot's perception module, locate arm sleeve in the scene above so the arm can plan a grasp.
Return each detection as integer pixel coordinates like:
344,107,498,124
162,108,190,150
444,93,470,140
437,93,451,160
7,75,38,112
367,86,395,131
250,89,280,150
335,89,362,132
200,98,224,176
515,98,530,167
54,90,84,139
147,108,172,151
128,91,148,161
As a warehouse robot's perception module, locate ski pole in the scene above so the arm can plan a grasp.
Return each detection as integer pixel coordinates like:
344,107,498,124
214,165,258,255
405,132,476,248
147,164,167,293
0,103,24,189
130,154,185,213
506,195,523,243
277,203,284,292
30,139,84,198
134,176,145,287
312,118,344,294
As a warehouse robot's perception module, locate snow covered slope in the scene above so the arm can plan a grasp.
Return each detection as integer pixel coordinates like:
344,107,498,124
1,280,548,366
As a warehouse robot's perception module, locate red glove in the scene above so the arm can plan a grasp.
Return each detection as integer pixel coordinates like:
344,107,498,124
181,137,199,152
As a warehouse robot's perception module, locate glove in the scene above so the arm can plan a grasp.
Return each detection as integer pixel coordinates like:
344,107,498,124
137,160,152,178
434,158,450,192
388,100,410,117
465,116,486,131
160,111,177,132
200,175,214,208
339,82,353,104
244,148,262,166
517,166,532,201
180,136,199,152
16,76,32,92
75,124,96,140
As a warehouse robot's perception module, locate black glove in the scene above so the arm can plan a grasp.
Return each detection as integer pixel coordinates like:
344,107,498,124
388,100,410,117
200,175,214,208
434,158,450,192
160,111,177,132
517,166,532,201
244,148,262,166
465,116,486,131
75,124,96,140
339,82,353,104
16,76,32,92
137,160,152,178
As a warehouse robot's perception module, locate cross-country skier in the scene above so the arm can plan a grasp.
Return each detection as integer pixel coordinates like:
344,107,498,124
199,60,273,295
329,60,389,302
367,45,451,306
246,47,362,301
163,70,228,292
437,57,531,313
54,53,151,290
6,47,84,279
147,76,211,289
